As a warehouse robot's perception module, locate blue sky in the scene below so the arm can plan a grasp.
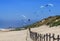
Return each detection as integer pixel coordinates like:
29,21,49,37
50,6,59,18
0,0,60,28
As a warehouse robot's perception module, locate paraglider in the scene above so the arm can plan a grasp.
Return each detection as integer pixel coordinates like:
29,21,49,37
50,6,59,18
21,15,31,22
45,3,54,12
40,3,54,12
21,15,31,25
33,3,54,19
33,3,54,20
48,3,54,7
40,3,54,8
21,15,27,19
40,5,45,8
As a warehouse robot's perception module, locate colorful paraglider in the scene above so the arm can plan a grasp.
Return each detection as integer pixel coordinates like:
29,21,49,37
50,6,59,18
40,3,54,13
45,3,54,12
21,15,31,25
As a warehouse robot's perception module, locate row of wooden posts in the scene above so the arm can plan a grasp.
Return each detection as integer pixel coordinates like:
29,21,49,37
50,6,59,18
29,28,60,41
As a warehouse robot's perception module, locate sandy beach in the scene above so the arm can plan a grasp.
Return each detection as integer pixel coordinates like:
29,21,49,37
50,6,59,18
0,30,28,41
0,25,60,41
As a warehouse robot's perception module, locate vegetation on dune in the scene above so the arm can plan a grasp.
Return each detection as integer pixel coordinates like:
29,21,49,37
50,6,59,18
23,15,60,28
14,15,60,31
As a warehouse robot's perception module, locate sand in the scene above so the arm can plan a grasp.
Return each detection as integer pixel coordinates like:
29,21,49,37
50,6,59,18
31,25,60,35
0,30,28,41
0,25,60,41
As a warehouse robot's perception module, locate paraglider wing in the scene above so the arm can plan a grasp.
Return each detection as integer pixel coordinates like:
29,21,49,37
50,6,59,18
45,3,54,12
40,5,45,8
21,15,27,19
48,3,54,7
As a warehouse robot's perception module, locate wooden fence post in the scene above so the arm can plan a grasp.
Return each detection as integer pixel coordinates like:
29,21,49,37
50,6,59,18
57,35,60,41
41,34,45,41
29,30,60,41
43,35,45,41
40,34,42,41
33,33,36,41
49,33,51,41
37,34,39,41
46,33,48,41
35,33,37,41
29,28,31,32
52,34,55,41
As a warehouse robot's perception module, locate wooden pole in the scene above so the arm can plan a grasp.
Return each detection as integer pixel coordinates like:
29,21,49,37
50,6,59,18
46,33,48,41
57,35,60,41
53,34,55,41
29,28,31,32
49,33,51,41
40,34,42,41
43,35,45,41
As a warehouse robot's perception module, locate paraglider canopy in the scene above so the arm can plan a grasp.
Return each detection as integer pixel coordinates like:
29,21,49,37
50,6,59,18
40,3,54,12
